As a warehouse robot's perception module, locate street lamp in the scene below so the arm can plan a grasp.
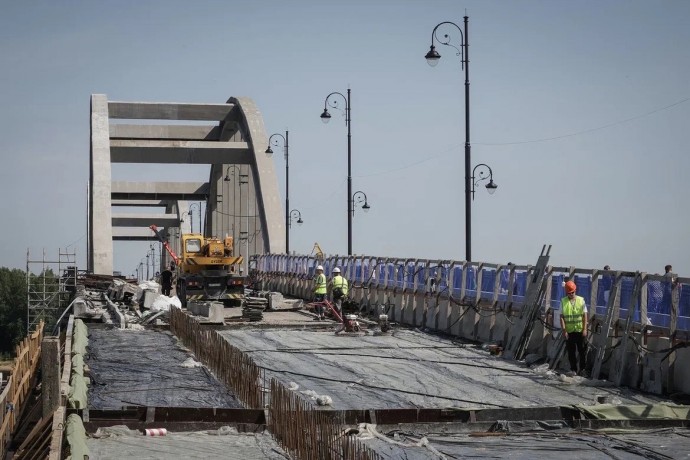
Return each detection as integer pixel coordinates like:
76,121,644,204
320,89,353,254
188,203,201,234
425,16,475,261
351,191,371,215
471,163,498,200
289,209,303,228
266,131,291,253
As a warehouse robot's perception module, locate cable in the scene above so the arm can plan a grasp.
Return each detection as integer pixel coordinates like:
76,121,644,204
349,95,690,178
474,96,690,146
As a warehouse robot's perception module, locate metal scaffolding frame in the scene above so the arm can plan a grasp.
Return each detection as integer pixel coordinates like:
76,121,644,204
26,248,76,332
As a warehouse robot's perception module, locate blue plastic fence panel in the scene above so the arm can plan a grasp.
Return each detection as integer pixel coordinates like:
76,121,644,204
354,259,362,283
618,277,641,321
595,275,614,316
497,269,509,302
416,263,426,289
362,260,371,285
574,275,592,306
439,265,449,292
405,263,416,289
679,284,690,331
378,263,386,285
513,271,528,305
385,263,395,288
464,266,477,298
480,268,496,301
452,266,463,297
550,274,566,309
647,279,672,328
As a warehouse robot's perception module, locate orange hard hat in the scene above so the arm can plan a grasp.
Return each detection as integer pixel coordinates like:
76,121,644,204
565,280,577,294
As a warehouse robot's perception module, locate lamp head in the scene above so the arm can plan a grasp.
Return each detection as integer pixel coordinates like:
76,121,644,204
265,146,273,156
486,179,498,194
362,202,371,213
320,108,331,124
425,45,441,67
297,217,303,226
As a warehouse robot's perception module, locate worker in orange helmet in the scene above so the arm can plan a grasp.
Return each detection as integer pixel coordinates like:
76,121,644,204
560,280,588,376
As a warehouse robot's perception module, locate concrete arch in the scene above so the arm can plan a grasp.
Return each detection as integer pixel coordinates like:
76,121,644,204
89,94,284,275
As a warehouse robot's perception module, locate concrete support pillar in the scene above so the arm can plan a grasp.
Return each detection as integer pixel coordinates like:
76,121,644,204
89,94,113,274
41,337,61,418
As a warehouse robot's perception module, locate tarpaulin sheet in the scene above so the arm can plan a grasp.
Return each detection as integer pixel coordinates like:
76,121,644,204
576,403,690,420
86,328,240,409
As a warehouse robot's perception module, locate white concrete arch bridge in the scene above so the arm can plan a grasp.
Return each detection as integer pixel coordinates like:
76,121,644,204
88,94,284,275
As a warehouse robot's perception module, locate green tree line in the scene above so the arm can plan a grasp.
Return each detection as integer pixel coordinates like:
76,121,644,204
0,267,27,357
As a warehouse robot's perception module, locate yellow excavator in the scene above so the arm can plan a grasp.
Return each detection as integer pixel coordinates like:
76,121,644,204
150,225,245,307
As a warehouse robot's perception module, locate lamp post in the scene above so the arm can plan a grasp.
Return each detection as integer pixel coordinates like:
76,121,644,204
188,203,200,234
471,163,498,200
320,89,353,254
425,16,474,261
266,131,290,253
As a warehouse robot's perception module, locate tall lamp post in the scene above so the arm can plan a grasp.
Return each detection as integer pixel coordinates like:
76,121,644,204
265,131,291,253
424,16,475,261
188,203,200,234
320,89,353,254
471,163,498,200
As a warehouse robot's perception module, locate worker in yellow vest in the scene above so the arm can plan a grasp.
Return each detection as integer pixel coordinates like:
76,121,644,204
313,265,327,320
329,267,349,319
560,280,588,376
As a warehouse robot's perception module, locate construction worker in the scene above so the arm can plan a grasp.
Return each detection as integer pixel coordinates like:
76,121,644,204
160,268,173,296
313,265,327,320
560,280,588,376
329,267,349,319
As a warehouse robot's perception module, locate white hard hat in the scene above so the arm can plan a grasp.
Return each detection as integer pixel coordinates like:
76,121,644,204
333,267,341,273
316,265,324,271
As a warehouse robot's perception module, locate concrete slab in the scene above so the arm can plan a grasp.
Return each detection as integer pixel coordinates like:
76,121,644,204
218,328,667,411
86,428,287,459
86,329,241,409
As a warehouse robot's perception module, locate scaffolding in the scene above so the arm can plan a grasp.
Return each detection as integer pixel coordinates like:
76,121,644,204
26,248,77,332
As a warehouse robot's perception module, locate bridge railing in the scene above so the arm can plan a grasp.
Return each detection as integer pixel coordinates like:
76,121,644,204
254,254,688,331
253,253,690,396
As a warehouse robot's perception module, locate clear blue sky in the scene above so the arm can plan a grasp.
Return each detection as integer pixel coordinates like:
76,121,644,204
1,0,688,276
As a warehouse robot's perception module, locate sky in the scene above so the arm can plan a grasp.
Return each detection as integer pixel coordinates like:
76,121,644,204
1,0,689,276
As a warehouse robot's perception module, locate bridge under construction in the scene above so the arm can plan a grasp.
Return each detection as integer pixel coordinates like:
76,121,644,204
3,95,690,459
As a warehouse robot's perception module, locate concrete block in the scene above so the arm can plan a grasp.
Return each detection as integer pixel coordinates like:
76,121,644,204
476,314,492,343
413,295,425,327
208,303,225,323
73,298,87,317
142,290,157,310
437,300,450,331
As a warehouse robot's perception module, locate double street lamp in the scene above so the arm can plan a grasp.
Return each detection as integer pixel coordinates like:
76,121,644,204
425,16,485,262
320,89,357,255
265,131,294,253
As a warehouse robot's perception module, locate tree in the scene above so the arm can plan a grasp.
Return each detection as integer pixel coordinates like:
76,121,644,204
0,267,27,356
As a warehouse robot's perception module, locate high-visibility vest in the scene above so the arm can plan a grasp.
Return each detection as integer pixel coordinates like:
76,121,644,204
561,296,585,333
331,275,348,295
314,273,327,294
